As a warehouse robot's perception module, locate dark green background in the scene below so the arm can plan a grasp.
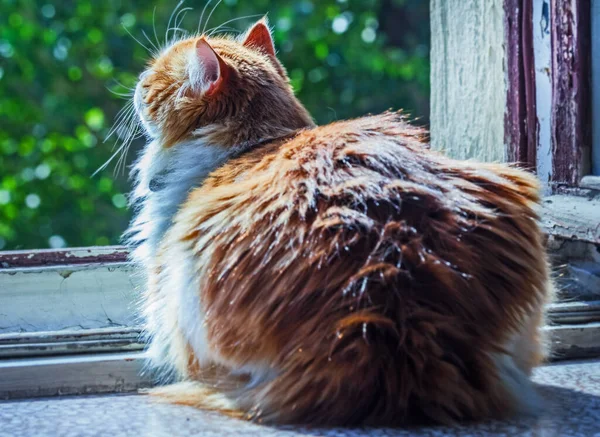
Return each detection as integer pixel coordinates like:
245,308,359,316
0,0,429,250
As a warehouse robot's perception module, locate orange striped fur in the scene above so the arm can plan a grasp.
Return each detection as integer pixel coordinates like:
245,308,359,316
125,18,553,426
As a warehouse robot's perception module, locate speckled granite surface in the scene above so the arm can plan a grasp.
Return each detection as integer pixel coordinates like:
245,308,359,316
1,360,599,437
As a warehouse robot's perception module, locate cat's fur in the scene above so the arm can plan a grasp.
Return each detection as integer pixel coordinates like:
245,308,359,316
126,18,553,426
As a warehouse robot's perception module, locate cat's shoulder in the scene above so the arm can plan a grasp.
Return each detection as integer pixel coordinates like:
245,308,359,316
295,111,425,146
204,112,423,189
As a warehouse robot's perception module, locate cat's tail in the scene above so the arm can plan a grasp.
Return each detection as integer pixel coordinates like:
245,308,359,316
147,381,246,419
147,312,542,426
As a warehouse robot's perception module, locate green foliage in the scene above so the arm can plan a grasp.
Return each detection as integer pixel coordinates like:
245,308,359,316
0,0,429,250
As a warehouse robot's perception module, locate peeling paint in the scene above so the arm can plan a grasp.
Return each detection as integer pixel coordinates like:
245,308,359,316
58,270,73,279
0,263,139,335
430,0,506,161
0,246,128,269
534,0,553,193
504,0,538,169
550,0,592,185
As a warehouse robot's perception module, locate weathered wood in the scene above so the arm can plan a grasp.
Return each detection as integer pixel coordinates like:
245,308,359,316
0,327,143,358
533,0,554,192
0,301,594,358
580,175,600,191
0,263,139,334
547,323,600,360
548,301,600,324
541,195,600,244
0,246,128,268
430,0,506,161
0,352,151,400
550,0,592,186
504,0,538,169
2,323,597,401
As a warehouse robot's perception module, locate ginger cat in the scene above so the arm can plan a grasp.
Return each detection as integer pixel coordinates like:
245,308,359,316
125,18,552,425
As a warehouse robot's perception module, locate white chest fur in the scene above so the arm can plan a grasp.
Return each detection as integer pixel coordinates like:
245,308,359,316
127,139,230,265
127,138,233,374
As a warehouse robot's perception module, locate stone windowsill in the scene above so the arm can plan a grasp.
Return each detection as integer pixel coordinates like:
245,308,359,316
1,359,599,437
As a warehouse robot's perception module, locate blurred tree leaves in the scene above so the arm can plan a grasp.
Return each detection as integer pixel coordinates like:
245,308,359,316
0,0,429,250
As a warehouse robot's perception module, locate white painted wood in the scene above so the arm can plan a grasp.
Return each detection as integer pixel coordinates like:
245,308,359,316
0,352,151,400
1,250,599,337
0,243,597,403
0,246,128,268
547,323,600,360
580,175,600,190
430,0,506,162
0,263,141,334
547,301,600,324
540,195,600,244
533,0,553,193
0,327,143,358
0,302,595,358
2,255,598,337
1,323,598,401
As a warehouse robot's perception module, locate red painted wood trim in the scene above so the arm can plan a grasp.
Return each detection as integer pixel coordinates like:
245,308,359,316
550,0,592,186
522,0,538,168
504,0,538,169
0,246,128,268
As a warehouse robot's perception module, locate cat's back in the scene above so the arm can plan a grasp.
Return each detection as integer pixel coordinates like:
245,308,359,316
181,112,428,219
177,110,540,245
163,112,549,425
172,110,545,349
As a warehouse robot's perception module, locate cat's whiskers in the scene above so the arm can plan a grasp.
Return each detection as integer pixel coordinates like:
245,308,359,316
111,78,136,93
165,1,187,47
206,14,265,38
141,29,160,54
107,87,135,99
152,6,161,52
115,135,136,176
92,139,130,177
174,7,193,30
166,2,195,48
106,109,136,152
122,22,156,56
165,28,188,43
114,112,143,177
93,96,140,177
105,100,135,145
207,27,242,37
166,6,194,46
197,0,214,35
202,0,223,35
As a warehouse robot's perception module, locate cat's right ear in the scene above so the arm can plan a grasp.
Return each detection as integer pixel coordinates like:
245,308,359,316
190,38,230,97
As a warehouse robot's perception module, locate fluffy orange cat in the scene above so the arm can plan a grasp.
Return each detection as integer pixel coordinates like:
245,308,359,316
125,18,553,426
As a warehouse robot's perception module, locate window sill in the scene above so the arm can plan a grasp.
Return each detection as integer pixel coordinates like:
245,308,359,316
580,175,600,191
1,193,599,401
1,359,599,436
0,320,598,401
541,194,600,245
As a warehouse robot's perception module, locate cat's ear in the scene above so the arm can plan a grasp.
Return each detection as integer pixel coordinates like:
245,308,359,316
191,38,229,96
242,17,276,57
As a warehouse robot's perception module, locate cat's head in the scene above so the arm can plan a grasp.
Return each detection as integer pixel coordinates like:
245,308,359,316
134,18,314,149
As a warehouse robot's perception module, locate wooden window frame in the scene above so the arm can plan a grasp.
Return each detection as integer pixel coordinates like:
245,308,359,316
1,245,600,400
505,0,594,188
593,0,600,175
2,0,600,400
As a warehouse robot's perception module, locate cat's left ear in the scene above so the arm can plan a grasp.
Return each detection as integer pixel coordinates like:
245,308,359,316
242,17,276,57
191,38,230,96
